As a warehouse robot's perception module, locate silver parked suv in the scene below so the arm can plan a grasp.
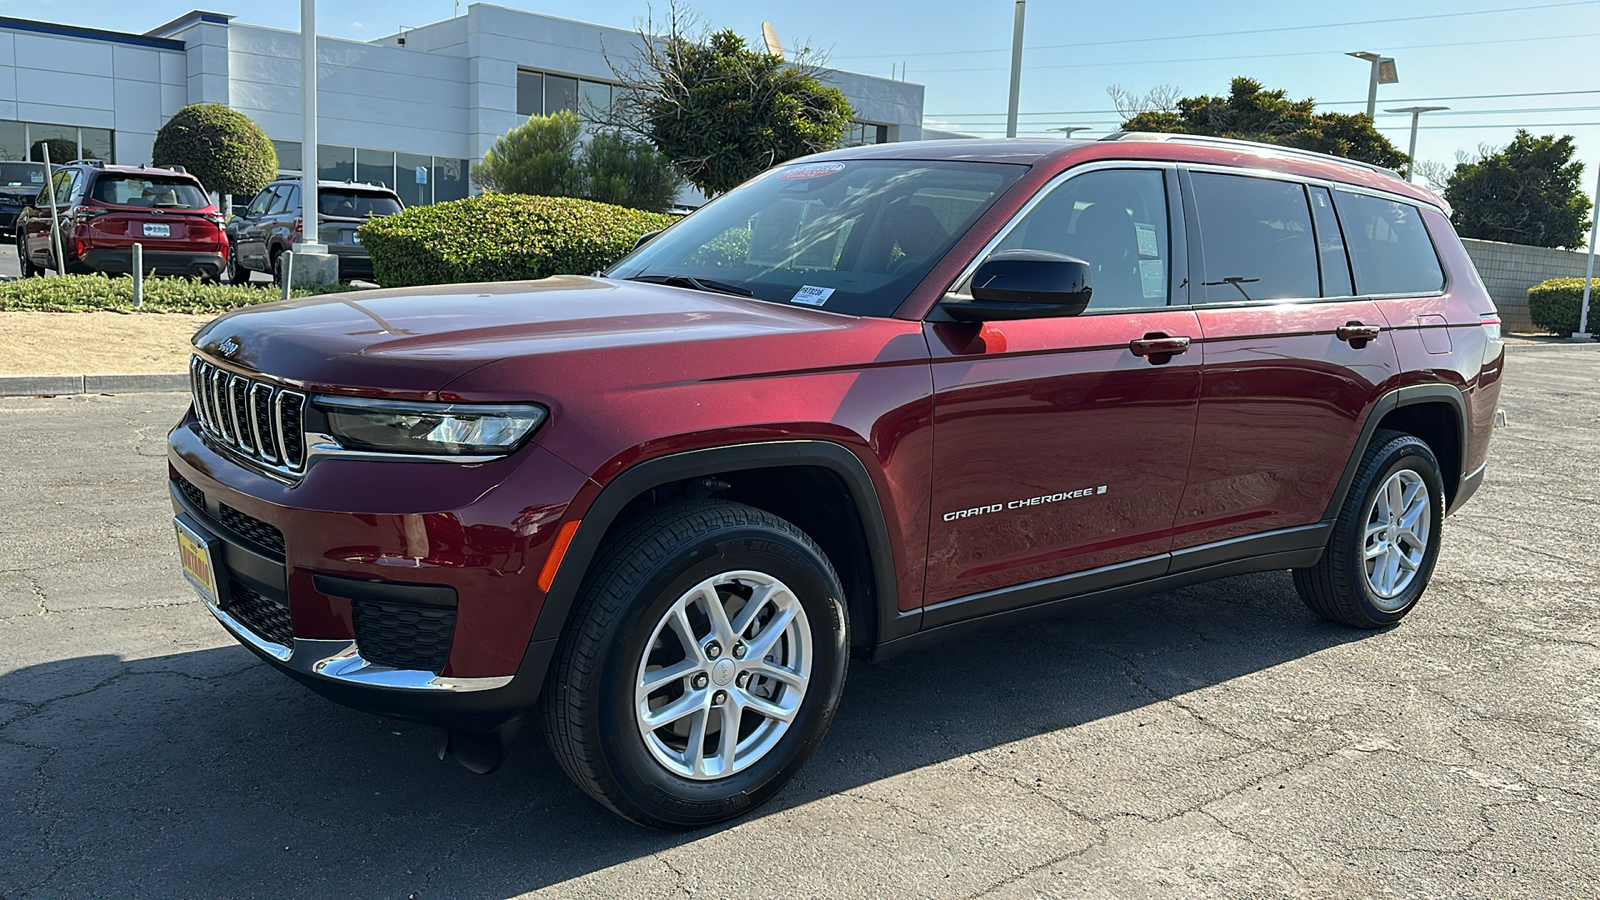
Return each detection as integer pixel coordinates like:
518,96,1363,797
226,178,404,283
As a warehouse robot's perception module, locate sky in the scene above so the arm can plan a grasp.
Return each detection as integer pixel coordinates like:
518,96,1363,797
7,0,1600,190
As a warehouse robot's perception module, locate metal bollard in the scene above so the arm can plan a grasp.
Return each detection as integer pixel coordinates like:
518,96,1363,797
280,250,294,302
132,243,143,309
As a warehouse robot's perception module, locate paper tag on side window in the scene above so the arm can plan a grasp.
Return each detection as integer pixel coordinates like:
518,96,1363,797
792,285,835,306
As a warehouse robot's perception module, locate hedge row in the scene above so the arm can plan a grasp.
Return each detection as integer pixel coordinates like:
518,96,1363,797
1527,278,1600,336
357,194,675,288
0,274,353,314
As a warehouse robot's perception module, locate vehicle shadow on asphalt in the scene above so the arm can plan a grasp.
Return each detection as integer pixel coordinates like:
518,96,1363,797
0,570,1370,897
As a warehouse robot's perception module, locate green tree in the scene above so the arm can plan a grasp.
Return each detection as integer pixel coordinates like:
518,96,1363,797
578,131,684,213
1118,77,1408,169
151,103,277,196
1444,131,1591,249
475,111,683,213
29,138,78,165
474,110,584,198
603,7,852,196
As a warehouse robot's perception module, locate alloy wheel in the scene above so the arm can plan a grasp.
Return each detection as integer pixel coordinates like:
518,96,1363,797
1362,468,1431,607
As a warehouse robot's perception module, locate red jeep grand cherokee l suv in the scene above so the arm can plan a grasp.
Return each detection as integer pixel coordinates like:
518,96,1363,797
168,134,1503,827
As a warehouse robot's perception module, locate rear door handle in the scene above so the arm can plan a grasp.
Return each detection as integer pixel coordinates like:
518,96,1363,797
1129,334,1192,363
1336,322,1382,345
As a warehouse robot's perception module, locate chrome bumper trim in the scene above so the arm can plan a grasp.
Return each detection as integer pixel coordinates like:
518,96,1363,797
198,592,512,693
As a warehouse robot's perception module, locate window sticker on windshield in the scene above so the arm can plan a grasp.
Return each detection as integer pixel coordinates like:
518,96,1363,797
792,285,835,306
1139,259,1165,299
1134,222,1160,258
779,162,846,180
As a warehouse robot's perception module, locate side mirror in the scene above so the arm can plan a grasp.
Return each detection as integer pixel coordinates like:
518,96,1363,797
940,249,1093,322
631,229,663,252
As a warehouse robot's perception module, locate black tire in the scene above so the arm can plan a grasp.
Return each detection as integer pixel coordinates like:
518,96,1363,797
223,247,239,284
1294,429,1445,628
542,500,849,829
270,249,285,286
16,237,41,278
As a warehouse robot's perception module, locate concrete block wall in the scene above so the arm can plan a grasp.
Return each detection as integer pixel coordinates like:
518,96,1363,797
1461,238,1595,333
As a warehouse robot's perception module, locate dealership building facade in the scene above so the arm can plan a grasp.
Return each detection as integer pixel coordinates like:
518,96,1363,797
0,4,925,205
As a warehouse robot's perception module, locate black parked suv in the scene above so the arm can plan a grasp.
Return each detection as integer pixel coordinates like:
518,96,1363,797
227,179,404,283
0,160,47,236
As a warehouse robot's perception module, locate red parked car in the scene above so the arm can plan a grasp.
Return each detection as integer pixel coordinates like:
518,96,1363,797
16,161,228,279
168,134,1504,828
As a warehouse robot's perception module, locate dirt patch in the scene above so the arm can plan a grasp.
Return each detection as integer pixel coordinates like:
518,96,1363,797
0,311,214,376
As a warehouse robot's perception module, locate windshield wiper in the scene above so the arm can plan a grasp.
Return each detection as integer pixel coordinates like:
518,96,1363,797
626,273,754,297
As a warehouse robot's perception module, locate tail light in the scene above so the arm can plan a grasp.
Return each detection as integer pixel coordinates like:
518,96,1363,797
1479,313,1502,343
290,217,302,244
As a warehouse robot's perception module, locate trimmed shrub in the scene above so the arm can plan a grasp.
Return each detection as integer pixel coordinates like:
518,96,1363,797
475,110,584,198
358,194,675,288
0,274,353,314
1527,278,1600,336
152,103,277,197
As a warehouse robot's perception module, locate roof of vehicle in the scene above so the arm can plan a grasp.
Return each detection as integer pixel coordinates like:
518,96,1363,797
807,133,1444,210
83,163,204,179
269,177,402,193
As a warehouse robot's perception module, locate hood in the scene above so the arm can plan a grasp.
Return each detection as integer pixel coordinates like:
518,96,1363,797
191,276,867,398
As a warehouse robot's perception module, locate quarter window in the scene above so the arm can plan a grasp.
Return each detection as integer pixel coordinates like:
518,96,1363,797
992,168,1172,311
1190,173,1319,303
1336,192,1445,296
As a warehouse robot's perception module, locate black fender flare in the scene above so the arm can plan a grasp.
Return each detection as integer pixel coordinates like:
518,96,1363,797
1322,383,1468,522
531,440,903,649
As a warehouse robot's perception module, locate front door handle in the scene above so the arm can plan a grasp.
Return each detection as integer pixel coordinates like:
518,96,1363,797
1336,322,1382,347
1129,334,1192,364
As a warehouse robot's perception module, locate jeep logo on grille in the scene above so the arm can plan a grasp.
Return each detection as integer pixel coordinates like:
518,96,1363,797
218,337,241,358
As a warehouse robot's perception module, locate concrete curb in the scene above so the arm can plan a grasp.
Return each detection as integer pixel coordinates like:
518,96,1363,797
0,373,188,397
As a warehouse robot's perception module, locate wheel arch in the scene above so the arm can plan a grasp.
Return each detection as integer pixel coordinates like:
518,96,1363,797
531,441,900,653
1324,384,1467,521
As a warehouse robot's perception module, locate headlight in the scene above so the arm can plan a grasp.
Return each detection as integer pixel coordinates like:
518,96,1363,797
313,396,548,456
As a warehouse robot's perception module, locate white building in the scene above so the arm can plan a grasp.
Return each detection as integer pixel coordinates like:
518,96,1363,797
0,4,925,205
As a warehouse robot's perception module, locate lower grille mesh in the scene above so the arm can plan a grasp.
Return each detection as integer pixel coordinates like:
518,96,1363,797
353,600,456,673
218,504,286,557
225,580,294,647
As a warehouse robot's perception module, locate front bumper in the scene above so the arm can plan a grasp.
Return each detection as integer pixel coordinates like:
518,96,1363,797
168,407,593,730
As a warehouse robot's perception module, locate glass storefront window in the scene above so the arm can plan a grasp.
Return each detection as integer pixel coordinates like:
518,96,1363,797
356,148,396,189
395,152,432,207
0,122,25,161
544,76,578,116
432,157,469,203
517,70,543,117
29,123,78,164
318,144,355,183
579,81,612,121
273,139,302,173
79,128,114,163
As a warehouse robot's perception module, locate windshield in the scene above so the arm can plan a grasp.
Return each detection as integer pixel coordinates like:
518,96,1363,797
607,159,1026,317
0,162,45,189
320,189,402,218
91,174,210,210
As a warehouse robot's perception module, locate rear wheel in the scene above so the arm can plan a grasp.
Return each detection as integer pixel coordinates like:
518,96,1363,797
15,236,41,277
542,500,849,828
1294,430,1445,628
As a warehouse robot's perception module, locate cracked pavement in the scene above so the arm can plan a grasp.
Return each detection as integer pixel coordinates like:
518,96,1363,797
1,342,1596,899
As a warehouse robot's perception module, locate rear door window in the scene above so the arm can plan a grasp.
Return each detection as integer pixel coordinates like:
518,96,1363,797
1190,173,1320,303
1309,187,1354,297
1335,191,1445,296
992,168,1172,311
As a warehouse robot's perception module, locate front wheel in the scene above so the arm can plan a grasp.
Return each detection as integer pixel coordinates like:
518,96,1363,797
542,500,849,828
1294,430,1445,628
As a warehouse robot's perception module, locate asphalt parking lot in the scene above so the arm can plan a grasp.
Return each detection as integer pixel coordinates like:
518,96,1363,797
1,342,1596,899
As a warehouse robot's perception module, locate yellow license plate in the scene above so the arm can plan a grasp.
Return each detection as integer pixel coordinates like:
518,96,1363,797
175,517,220,605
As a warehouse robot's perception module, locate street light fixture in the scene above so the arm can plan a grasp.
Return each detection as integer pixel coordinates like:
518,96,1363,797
1347,51,1398,118
1385,106,1449,181
1046,126,1093,139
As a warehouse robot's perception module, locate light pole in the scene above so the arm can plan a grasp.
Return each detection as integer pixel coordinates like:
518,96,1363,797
1046,126,1093,139
1576,165,1598,341
1385,106,1448,181
1005,1,1025,138
297,0,325,257
1347,51,1398,118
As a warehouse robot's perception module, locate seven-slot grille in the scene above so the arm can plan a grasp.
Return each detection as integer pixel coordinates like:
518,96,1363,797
190,355,308,474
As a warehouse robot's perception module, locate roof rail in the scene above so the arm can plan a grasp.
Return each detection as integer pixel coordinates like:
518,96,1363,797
66,158,105,168
1098,132,1404,180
